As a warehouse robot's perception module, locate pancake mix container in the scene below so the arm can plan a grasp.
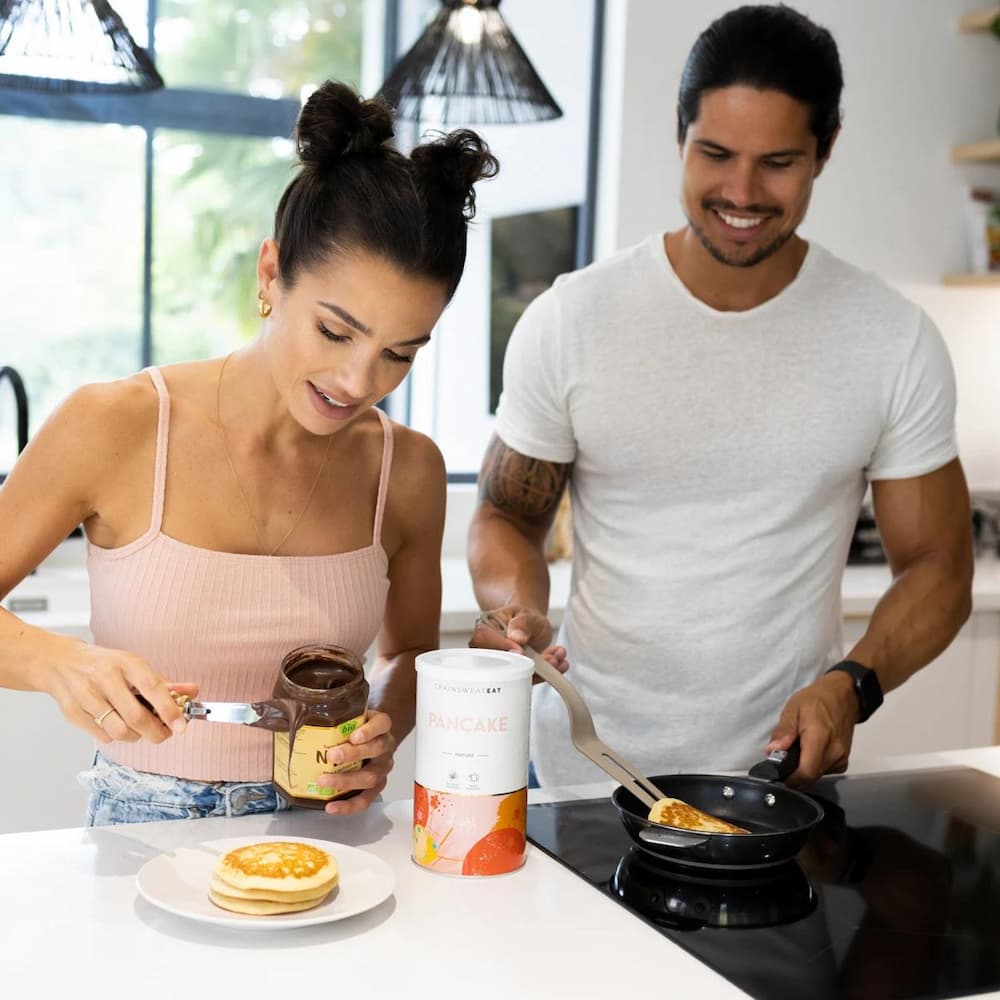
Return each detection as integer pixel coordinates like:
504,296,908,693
412,649,533,876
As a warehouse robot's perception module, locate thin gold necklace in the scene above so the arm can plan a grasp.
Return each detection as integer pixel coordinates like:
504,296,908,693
216,352,333,556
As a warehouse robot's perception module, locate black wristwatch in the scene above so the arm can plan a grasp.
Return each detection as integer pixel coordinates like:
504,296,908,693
825,660,883,723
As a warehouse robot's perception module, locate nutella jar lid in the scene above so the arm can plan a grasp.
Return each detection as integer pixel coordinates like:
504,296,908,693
273,645,368,717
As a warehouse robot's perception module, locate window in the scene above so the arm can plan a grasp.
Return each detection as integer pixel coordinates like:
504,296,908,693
154,0,364,98
0,0,602,481
490,205,579,413
151,129,296,365
1,117,146,422
0,0,373,439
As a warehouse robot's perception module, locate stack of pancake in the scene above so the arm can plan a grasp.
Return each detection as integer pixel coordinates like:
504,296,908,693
209,841,338,915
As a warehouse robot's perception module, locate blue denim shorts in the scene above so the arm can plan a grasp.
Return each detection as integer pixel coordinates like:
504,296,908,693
527,760,541,789
78,751,292,827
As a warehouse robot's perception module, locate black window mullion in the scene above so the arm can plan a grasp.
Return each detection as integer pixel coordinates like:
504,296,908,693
0,88,301,137
576,0,605,271
148,0,157,62
141,0,155,369
141,126,154,368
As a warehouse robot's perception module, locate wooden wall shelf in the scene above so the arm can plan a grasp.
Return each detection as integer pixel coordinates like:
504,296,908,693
942,273,1000,287
952,138,1000,163
959,7,1000,32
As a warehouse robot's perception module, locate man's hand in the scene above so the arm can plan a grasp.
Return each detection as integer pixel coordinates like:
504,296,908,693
470,607,568,682
766,670,859,786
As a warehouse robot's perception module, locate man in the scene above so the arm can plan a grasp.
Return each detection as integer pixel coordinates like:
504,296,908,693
467,4,973,788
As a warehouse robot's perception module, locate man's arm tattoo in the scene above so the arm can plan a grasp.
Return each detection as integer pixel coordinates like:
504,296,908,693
478,436,572,525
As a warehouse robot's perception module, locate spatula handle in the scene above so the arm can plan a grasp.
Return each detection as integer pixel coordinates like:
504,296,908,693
527,651,663,809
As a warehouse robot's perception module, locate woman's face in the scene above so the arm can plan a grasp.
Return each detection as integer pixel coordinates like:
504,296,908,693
258,242,448,433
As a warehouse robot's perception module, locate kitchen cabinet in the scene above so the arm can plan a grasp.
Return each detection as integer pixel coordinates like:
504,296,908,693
845,609,1000,759
5,555,1000,833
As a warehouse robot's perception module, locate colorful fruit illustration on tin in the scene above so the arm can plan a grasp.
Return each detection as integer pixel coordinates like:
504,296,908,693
414,782,428,827
461,827,525,876
413,824,456,865
412,823,438,865
492,788,527,832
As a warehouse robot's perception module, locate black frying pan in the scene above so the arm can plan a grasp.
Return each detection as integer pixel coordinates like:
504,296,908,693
522,651,824,869
611,743,824,869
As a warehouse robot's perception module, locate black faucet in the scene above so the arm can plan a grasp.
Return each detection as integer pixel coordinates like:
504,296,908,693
0,365,29,487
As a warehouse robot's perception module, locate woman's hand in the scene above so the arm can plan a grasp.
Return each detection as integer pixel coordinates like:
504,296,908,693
42,641,197,745
318,709,396,815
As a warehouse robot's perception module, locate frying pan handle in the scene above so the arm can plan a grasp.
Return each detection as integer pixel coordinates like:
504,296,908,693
747,738,801,783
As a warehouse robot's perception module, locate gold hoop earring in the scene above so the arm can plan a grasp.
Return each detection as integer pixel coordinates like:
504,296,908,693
257,291,272,318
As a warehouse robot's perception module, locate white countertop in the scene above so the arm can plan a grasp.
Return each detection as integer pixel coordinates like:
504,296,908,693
4,746,1000,1000
8,548,1000,637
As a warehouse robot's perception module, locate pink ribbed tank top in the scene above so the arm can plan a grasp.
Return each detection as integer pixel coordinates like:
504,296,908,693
88,367,391,782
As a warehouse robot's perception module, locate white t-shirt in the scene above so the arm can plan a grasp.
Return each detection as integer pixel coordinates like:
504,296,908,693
494,234,958,786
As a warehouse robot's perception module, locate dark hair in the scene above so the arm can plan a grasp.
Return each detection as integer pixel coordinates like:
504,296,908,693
677,4,843,160
274,80,499,297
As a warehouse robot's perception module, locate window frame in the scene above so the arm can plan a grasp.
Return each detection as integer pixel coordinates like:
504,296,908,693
0,0,605,482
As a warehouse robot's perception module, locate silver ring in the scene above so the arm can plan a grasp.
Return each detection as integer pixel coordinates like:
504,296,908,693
94,708,116,726
475,611,505,633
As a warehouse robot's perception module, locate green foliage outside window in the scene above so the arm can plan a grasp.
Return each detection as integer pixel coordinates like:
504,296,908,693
0,0,367,440
153,0,365,363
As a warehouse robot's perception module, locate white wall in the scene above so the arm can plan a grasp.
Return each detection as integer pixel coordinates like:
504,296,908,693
396,0,597,473
893,283,1000,490
596,0,1000,489
597,0,1000,276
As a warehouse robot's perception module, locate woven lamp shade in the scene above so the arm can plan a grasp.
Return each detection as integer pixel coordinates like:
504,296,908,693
0,0,163,93
379,0,561,125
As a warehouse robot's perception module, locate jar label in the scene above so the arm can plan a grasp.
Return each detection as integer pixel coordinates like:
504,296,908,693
272,714,366,800
414,665,531,795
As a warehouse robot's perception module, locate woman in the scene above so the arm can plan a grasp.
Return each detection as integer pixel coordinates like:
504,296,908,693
0,81,498,825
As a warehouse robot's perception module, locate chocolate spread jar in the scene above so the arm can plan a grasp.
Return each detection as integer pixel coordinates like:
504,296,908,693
269,644,369,810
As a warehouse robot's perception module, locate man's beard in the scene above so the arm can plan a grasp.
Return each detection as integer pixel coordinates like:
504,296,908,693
688,210,793,268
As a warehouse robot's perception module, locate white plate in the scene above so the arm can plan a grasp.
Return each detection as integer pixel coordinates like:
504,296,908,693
136,835,395,930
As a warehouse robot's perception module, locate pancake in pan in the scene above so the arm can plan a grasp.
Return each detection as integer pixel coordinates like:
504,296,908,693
647,797,750,835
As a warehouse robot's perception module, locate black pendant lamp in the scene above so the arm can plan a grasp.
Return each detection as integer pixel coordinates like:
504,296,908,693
0,0,163,93
379,0,561,125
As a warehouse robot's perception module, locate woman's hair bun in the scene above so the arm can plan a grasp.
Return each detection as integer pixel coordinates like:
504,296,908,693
295,80,394,167
411,129,499,220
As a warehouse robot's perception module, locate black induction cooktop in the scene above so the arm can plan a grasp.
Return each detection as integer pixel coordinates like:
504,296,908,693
526,767,1000,1000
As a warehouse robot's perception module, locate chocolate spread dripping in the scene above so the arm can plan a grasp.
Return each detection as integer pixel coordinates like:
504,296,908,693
249,663,357,763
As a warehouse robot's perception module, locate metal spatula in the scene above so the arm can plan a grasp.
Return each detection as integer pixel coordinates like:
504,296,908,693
527,650,664,811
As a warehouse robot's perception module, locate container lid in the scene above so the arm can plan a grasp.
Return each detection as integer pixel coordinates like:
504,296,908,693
415,648,534,682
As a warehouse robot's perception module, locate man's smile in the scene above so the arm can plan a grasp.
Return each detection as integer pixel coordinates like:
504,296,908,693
716,210,766,230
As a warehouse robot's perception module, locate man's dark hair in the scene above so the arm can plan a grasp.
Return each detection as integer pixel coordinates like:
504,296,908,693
677,4,843,159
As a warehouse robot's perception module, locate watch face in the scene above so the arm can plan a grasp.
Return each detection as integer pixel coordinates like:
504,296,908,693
829,661,883,723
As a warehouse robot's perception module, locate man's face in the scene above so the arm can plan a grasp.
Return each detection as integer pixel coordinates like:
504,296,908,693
679,86,830,268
